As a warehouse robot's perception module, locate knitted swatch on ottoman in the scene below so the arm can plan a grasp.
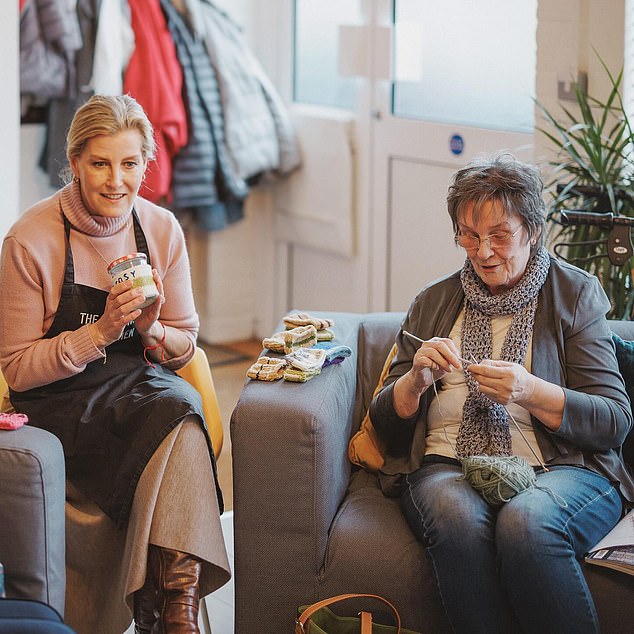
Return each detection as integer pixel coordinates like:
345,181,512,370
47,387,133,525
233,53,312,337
316,328,335,341
246,356,287,381
283,366,321,382
263,325,318,354
283,312,335,331
285,348,326,372
315,343,353,366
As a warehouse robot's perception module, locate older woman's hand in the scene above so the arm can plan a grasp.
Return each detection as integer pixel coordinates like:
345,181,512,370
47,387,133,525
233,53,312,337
468,359,566,431
468,359,536,406
412,337,463,383
393,337,462,418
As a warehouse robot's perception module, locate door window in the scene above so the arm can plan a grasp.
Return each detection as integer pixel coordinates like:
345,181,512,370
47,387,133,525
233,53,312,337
293,0,362,109
393,0,537,132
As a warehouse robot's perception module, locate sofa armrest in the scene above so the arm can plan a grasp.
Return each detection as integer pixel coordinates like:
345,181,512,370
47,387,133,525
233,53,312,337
0,426,66,616
231,312,363,626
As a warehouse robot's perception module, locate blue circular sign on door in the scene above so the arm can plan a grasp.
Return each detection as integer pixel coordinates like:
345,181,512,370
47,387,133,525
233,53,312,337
449,134,464,155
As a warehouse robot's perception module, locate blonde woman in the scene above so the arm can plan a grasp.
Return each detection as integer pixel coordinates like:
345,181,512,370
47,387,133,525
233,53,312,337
0,95,230,633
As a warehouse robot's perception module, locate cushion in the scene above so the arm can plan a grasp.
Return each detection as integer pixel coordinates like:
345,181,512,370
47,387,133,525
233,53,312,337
348,344,397,471
611,334,634,470
0,427,66,614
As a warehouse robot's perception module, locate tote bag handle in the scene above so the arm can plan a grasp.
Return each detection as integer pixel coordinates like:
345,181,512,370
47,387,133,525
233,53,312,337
295,593,401,634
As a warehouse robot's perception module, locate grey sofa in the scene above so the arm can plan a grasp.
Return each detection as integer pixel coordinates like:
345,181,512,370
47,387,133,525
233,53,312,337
231,311,634,634
0,425,66,616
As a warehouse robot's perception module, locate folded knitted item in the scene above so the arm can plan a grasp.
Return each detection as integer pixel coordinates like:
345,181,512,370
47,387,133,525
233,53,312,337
246,356,287,381
0,412,28,430
283,312,335,331
283,366,321,382
321,344,353,366
316,328,335,342
263,325,318,354
261,332,286,354
285,348,327,372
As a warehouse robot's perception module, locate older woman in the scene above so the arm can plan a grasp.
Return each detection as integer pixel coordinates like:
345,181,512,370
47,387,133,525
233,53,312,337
370,153,634,633
0,95,230,633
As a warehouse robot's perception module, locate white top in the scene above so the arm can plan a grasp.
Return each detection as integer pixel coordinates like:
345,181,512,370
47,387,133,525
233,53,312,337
425,310,544,465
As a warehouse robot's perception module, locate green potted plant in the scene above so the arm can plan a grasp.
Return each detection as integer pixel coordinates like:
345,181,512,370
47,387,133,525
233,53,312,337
537,58,634,319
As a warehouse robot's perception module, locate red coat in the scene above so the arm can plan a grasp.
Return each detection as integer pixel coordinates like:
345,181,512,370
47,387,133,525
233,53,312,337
123,0,187,202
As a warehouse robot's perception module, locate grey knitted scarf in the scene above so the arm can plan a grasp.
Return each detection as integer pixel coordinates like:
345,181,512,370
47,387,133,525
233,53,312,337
456,247,550,458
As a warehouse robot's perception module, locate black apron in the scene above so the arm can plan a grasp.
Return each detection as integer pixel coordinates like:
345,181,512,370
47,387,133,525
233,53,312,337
10,210,222,527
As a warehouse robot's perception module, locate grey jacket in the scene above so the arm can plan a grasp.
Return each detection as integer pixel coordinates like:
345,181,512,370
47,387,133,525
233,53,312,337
192,0,301,179
20,0,82,102
161,0,248,231
371,255,634,504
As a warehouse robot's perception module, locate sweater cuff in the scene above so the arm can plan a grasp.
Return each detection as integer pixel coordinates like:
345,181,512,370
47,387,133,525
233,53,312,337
162,334,196,370
66,326,107,368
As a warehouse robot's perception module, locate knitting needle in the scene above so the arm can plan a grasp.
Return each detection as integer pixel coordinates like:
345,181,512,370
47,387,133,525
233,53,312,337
504,408,549,472
402,329,425,345
402,330,473,366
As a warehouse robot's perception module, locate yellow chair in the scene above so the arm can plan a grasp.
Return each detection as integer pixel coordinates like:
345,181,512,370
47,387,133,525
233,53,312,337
0,346,223,458
176,346,224,458
0,371,6,406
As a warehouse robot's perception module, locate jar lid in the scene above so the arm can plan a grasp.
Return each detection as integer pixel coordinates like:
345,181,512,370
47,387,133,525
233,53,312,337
107,252,147,272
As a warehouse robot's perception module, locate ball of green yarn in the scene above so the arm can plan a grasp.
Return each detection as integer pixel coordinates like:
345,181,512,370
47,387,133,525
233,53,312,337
461,455,536,506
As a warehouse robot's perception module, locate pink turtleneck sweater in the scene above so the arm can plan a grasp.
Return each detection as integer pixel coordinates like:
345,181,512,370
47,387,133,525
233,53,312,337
0,182,199,392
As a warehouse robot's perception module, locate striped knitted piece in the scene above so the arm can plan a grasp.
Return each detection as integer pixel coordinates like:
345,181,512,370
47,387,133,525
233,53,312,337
285,348,326,372
283,326,318,353
283,312,335,331
283,367,321,383
246,356,286,381
316,328,335,342
263,326,318,354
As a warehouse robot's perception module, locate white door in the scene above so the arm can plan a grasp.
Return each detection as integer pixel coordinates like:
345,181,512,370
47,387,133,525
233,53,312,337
277,0,537,314
368,0,537,311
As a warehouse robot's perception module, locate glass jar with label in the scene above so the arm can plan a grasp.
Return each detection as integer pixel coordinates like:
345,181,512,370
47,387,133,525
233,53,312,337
107,253,159,309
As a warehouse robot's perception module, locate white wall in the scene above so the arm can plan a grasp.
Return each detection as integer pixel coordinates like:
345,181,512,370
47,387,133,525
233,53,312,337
534,0,625,169
0,2,19,240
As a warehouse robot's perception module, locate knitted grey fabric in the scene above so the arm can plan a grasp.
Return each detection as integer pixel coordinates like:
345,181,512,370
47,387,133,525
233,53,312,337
456,247,550,458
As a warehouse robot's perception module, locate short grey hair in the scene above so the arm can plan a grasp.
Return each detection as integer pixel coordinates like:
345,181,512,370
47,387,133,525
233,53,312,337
446,152,547,247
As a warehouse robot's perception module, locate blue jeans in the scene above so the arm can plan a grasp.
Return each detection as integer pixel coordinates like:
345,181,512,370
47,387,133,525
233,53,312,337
402,461,623,634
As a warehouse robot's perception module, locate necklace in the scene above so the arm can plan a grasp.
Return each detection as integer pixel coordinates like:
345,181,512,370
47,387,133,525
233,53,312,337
83,216,133,268
85,236,111,267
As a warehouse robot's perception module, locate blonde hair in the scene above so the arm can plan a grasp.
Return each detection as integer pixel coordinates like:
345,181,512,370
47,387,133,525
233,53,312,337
66,94,156,166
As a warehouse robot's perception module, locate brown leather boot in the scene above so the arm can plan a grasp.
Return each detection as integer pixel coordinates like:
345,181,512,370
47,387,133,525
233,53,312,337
150,545,202,633
134,552,158,633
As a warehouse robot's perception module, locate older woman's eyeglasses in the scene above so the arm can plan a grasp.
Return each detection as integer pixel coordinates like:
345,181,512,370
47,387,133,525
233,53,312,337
454,225,524,251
